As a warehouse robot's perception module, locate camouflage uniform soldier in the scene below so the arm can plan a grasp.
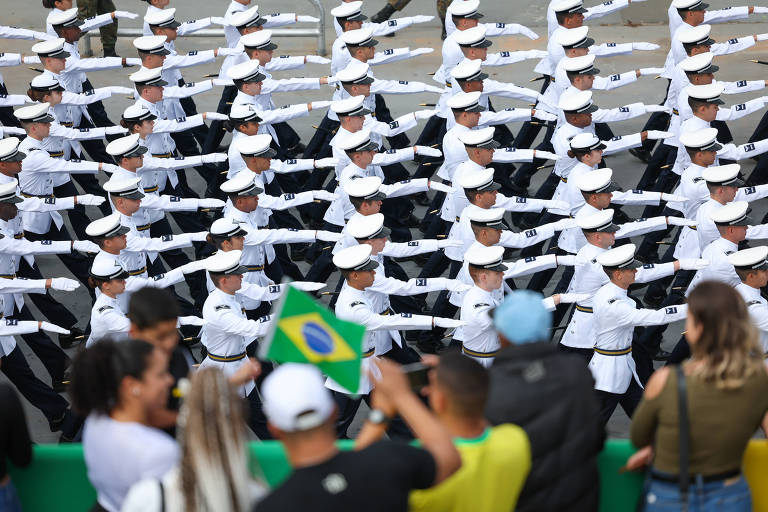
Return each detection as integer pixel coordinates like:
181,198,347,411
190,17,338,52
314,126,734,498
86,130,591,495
371,0,449,39
76,0,118,56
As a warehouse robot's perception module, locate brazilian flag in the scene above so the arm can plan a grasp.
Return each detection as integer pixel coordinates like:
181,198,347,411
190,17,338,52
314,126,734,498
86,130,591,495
259,285,365,393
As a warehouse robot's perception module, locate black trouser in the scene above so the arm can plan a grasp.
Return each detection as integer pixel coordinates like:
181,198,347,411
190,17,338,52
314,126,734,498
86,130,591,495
510,133,555,191
419,189,449,233
636,205,682,262
747,152,768,187
169,133,206,194
642,227,685,303
412,116,447,180
149,217,207,305
247,385,273,440
557,343,594,365
51,180,94,241
0,81,21,129
25,225,91,287
418,259,462,345
305,221,344,283
203,85,237,153
16,258,78,329
82,79,114,130
667,335,690,365
524,243,572,295
511,76,552,150
384,258,426,315
11,304,70,382
635,143,677,192
375,94,410,149
332,390,413,440
266,216,305,282
520,173,562,228
595,378,644,426
75,118,113,164
1,346,70,424
177,78,209,148
639,112,671,154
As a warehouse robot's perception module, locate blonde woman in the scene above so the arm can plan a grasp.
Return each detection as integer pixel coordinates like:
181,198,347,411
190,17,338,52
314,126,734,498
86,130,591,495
628,281,768,511
121,368,266,511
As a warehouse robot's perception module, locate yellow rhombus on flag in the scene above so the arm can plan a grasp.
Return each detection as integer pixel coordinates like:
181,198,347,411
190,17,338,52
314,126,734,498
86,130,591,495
259,285,365,393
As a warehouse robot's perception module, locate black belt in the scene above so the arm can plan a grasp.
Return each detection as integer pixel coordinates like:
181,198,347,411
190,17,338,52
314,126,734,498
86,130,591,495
152,153,173,158
13,232,23,240
143,185,159,193
594,346,631,356
0,274,16,279
462,345,498,358
47,151,64,158
575,304,593,313
59,122,73,127
128,266,147,276
362,347,374,358
244,265,265,271
207,351,246,362
651,468,740,484
20,191,53,199
136,223,151,231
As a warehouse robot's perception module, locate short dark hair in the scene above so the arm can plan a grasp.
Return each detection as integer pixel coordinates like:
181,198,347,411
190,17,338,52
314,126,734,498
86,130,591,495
435,352,489,418
70,338,155,415
688,97,710,112
350,196,377,211
464,189,482,203
127,287,181,329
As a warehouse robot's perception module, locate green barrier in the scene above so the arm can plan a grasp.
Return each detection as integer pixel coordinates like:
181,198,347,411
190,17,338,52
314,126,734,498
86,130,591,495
9,440,767,511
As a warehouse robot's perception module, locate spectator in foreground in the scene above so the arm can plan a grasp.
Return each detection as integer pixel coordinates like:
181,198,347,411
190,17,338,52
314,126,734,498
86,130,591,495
254,363,461,512
0,381,32,512
407,352,531,512
628,281,768,511
484,290,605,512
70,338,178,512
122,368,266,512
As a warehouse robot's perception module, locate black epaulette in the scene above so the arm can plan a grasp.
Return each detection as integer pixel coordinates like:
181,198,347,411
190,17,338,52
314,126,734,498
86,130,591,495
607,298,618,304
747,300,762,306
350,301,365,308
214,304,231,311
97,305,113,313
474,302,490,308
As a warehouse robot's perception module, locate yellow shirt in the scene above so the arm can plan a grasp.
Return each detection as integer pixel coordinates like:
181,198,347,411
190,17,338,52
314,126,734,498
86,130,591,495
408,424,531,512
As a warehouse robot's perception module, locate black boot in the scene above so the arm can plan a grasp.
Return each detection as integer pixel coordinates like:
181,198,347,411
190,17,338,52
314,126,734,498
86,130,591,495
371,3,396,23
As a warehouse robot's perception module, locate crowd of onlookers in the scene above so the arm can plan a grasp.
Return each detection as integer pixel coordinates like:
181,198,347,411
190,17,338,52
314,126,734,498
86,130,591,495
2,281,767,512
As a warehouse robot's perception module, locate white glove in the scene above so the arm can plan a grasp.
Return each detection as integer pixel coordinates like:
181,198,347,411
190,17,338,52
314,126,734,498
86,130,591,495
316,230,344,242
32,31,53,40
753,6,768,13
534,150,560,161
107,86,135,95
661,193,688,202
411,15,434,23
678,258,709,271
201,153,228,164
548,218,578,231
306,55,331,64
424,85,446,94
313,190,337,202
73,240,99,253
124,58,142,66
198,198,225,209
189,231,210,242
101,163,119,174
0,127,25,136
533,110,557,122
434,317,466,329
632,42,660,51
639,67,665,76
212,78,234,87
22,56,41,65
410,48,434,57
204,112,229,121
756,33,768,41
210,16,228,25
310,101,332,110
113,10,139,19
559,293,591,304
413,109,437,121
76,194,106,206
50,277,79,292
544,200,569,211
297,15,320,22
428,181,452,193
292,281,326,292
217,47,242,57
178,316,205,326
40,322,70,335
646,130,673,139
314,157,338,168
181,260,207,274
519,26,540,40
415,146,442,157
667,217,697,227
437,239,463,249
556,255,577,266
523,49,549,59
645,105,672,114
325,76,340,85
446,280,472,293
105,126,128,135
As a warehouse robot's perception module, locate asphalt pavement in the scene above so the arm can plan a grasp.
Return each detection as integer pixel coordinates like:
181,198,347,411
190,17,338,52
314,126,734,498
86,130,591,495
4,0,768,442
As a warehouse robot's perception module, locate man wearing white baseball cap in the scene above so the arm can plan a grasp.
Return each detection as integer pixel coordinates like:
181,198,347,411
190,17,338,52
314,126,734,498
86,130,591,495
257,362,460,512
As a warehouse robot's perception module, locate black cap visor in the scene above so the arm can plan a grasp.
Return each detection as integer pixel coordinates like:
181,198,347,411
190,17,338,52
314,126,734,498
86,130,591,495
0,150,26,163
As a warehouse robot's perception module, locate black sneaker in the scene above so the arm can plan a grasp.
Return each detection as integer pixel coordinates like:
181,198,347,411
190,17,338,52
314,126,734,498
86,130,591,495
629,148,651,164
59,327,86,349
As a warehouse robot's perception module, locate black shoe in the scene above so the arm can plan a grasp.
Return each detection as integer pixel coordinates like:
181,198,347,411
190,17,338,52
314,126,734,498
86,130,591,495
629,148,651,164
417,339,441,354
371,3,396,23
59,327,86,349
286,142,307,158
643,295,664,309
291,245,307,262
401,214,422,229
654,349,672,361
103,49,119,58
48,411,67,432
413,253,430,266
414,192,430,206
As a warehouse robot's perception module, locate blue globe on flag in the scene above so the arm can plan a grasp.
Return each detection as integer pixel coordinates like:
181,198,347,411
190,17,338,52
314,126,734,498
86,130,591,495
303,322,334,355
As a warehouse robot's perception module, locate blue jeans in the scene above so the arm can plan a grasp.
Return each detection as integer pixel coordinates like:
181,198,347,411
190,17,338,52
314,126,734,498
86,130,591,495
644,476,751,511
0,480,23,512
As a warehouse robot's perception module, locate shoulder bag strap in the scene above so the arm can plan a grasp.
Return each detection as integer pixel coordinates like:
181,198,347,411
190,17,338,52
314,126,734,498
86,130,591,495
158,479,166,512
676,365,690,510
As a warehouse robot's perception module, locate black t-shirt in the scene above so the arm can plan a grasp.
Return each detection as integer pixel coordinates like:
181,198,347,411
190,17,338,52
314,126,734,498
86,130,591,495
162,346,192,437
254,441,436,512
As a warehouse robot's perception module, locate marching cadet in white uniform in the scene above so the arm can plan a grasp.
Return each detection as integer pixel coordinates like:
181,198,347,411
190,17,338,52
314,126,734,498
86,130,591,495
591,244,690,425
729,246,768,353
221,3,308,49
560,209,706,362
220,169,343,315
334,26,432,77
327,244,463,438
45,3,134,38
694,164,768,251
200,249,273,438
141,3,228,39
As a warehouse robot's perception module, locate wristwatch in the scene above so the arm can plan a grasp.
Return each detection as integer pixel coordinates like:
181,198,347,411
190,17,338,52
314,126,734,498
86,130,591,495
367,409,393,426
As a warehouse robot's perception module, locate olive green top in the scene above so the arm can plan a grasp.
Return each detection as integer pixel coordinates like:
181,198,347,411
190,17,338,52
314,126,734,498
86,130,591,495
630,367,768,475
